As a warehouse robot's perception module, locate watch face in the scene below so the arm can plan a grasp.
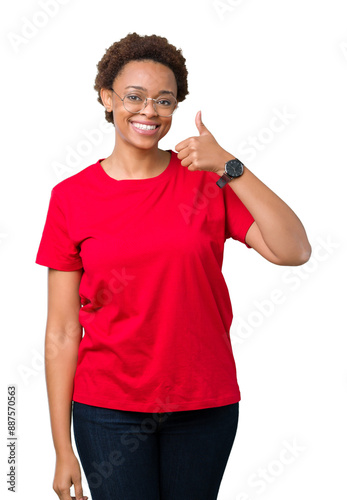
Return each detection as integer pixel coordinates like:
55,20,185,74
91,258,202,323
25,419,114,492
225,159,244,178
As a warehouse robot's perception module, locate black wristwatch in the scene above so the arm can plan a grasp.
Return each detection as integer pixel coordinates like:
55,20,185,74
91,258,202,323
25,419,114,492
216,157,244,188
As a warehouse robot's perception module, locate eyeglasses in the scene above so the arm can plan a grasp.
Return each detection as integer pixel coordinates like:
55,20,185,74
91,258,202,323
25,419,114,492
110,88,178,117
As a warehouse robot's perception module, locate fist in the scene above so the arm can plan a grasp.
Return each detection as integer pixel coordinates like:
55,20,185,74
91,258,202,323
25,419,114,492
175,111,234,175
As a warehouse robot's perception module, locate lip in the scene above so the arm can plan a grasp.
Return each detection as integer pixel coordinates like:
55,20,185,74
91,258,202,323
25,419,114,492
130,120,160,126
129,120,160,135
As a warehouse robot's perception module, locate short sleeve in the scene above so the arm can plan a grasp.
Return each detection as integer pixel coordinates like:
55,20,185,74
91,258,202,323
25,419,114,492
35,187,83,271
223,184,255,248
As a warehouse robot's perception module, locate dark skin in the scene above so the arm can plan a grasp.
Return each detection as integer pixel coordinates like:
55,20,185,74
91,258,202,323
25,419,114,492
175,111,312,265
100,59,176,180
49,58,311,500
101,59,311,266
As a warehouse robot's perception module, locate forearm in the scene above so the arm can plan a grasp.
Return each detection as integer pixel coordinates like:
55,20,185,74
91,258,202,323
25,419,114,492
45,329,81,457
218,151,311,261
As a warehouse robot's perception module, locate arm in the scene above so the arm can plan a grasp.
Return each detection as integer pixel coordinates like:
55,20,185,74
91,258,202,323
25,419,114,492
217,151,312,266
45,267,87,500
175,111,312,267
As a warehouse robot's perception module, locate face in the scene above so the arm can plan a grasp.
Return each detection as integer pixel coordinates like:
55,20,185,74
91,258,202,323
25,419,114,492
101,60,178,151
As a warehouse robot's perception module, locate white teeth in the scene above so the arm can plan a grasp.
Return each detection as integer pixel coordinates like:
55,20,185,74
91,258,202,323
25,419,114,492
132,122,158,130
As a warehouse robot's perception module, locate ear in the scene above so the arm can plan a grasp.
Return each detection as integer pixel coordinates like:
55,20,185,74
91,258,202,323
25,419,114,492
100,87,113,111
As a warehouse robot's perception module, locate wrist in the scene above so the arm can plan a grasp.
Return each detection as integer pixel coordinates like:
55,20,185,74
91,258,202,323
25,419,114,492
216,150,236,177
55,443,74,458
56,450,75,461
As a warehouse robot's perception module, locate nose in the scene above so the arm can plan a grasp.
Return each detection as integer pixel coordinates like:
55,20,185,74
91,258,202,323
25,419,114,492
140,98,158,118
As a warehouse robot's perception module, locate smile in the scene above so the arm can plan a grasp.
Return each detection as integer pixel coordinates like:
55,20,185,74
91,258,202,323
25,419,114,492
130,121,160,135
131,122,159,130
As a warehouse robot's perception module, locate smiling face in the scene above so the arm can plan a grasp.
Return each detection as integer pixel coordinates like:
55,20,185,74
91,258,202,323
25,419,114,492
101,59,178,151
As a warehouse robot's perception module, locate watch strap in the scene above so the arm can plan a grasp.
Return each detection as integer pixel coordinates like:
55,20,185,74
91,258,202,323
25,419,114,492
216,172,233,188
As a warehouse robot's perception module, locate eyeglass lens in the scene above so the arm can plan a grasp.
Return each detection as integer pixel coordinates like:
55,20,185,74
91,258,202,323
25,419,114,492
123,93,176,116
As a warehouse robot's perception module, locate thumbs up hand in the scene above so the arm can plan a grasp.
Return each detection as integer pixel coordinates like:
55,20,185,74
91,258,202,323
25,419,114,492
175,111,235,175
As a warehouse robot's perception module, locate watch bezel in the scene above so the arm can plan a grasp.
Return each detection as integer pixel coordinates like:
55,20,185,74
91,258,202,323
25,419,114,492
225,158,244,178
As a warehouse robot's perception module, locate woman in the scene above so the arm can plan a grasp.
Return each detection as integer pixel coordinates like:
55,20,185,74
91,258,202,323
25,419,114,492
35,33,311,500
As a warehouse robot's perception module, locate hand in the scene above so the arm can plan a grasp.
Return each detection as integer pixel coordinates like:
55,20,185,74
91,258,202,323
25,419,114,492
53,450,88,500
175,111,235,175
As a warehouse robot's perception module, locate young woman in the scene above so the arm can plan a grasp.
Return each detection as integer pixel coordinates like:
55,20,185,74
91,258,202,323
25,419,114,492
36,32,311,500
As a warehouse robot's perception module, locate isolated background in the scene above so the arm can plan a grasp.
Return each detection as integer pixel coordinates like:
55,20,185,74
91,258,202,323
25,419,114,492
1,0,346,498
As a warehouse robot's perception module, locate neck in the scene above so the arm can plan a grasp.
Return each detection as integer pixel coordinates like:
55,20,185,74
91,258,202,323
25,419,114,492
103,139,169,179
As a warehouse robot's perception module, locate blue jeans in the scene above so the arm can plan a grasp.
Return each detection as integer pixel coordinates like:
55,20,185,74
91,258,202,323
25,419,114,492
72,400,239,500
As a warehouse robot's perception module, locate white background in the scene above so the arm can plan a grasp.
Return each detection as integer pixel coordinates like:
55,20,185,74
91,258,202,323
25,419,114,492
1,0,346,498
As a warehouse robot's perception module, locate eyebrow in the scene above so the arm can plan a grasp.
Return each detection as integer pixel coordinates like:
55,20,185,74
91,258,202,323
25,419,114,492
124,85,175,96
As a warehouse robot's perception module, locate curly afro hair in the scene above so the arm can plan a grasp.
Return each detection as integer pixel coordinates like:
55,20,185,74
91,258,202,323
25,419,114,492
94,32,189,125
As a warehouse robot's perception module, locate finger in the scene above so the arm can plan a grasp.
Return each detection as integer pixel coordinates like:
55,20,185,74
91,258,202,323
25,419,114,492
179,155,194,167
175,144,190,161
195,110,210,136
73,476,86,500
175,137,193,152
59,487,74,500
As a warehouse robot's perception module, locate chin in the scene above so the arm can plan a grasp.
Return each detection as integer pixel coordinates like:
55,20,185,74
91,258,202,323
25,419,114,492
127,138,160,150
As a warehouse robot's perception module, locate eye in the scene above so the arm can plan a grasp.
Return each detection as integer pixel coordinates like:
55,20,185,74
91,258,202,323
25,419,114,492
126,94,144,102
157,97,174,107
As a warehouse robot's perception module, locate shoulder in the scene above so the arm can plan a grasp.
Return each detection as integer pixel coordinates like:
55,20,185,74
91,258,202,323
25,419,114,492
51,159,100,198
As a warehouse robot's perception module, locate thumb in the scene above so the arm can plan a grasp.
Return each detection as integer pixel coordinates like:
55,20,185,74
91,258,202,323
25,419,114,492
195,110,210,136
73,478,87,500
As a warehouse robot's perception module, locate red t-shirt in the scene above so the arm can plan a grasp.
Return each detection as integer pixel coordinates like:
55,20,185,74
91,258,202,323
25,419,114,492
35,150,254,413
